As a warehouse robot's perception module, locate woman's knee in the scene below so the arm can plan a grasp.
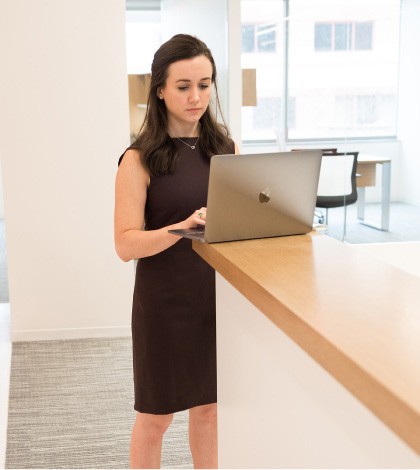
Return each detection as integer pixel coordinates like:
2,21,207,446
190,403,217,425
135,412,174,437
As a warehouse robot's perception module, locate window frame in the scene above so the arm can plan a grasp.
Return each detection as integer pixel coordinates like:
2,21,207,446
241,0,398,146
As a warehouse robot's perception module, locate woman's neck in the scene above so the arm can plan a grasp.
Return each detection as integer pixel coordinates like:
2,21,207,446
167,122,200,138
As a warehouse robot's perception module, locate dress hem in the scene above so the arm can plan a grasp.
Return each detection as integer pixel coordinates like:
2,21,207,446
134,396,217,415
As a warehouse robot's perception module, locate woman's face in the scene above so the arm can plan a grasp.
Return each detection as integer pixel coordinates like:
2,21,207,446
159,55,213,134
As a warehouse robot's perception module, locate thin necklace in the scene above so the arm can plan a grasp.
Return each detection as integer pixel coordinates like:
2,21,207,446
177,136,199,150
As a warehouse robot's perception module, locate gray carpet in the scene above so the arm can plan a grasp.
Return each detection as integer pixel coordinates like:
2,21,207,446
6,337,193,469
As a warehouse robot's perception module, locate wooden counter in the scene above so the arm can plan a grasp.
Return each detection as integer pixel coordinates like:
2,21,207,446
193,234,420,466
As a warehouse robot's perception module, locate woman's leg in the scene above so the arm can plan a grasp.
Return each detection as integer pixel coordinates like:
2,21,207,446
189,403,218,469
130,411,173,469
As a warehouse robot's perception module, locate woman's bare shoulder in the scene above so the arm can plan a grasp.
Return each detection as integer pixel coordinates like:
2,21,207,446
117,149,149,184
119,148,142,166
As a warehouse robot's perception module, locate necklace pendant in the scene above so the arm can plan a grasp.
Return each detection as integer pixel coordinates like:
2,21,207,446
177,136,199,150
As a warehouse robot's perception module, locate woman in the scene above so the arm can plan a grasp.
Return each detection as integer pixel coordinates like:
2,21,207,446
114,34,238,468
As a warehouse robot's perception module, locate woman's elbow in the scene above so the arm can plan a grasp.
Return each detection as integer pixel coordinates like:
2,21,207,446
115,240,133,263
119,253,132,263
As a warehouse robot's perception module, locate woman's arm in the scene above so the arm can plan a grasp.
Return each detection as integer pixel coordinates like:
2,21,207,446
114,149,205,262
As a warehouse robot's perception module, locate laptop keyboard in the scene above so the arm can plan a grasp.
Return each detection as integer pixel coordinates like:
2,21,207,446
187,230,205,236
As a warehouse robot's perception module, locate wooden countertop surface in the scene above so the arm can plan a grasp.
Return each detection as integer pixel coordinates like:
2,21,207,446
193,233,420,454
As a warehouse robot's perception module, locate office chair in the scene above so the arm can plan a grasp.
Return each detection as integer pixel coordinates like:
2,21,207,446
315,151,359,240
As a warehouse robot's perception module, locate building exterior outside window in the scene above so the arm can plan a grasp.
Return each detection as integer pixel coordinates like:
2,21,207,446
242,23,277,53
241,0,400,142
314,21,373,51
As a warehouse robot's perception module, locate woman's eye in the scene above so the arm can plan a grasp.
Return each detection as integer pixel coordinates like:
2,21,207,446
177,84,210,91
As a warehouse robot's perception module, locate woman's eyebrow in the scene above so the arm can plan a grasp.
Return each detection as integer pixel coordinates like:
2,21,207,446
175,77,212,83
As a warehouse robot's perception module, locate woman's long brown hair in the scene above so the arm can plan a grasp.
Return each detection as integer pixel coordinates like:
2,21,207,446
128,34,232,176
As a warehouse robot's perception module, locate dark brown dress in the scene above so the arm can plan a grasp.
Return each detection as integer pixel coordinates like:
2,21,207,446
124,138,234,415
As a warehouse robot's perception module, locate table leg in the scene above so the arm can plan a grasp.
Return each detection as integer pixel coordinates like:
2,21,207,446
357,187,366,220
381,162,391,231
357,162,390,231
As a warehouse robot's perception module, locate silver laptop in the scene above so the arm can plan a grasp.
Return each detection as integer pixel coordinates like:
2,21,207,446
169,150,323,243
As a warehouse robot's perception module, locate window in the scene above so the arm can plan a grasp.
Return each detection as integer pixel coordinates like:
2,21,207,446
355,21,373,50
241,23,277,53
258,24,277,52
287,97,296,129
314,21,373,52
335,23,352,50
253,97,282,129
242,24,256,52
241,1,284,141
314,23,332,50
356,95,377,124
241,0,400,142
334,94,396,128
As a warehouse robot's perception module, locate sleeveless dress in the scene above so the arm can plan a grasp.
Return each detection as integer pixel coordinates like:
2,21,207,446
124,138,234,415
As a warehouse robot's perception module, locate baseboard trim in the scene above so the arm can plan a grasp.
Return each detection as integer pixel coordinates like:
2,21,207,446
11,326,131,342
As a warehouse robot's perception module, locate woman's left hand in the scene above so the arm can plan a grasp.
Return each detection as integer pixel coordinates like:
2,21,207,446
193,208,207,225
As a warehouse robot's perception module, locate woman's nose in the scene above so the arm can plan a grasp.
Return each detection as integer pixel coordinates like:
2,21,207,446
189,88,200,103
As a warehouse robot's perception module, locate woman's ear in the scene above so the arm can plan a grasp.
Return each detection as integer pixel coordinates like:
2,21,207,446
157,88,164,100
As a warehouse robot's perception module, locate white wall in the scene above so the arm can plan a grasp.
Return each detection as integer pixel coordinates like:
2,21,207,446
161,0,242,145
397,0,420,207
0,0,133,341
0,161,4,219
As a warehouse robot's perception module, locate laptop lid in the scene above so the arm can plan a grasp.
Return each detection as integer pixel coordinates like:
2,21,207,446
169,150,322,243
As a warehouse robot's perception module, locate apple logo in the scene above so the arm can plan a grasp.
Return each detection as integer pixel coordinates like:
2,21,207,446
259,188,271,203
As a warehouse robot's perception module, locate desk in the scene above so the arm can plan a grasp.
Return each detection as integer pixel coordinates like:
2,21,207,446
194,234,420,468
356,154,391,231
